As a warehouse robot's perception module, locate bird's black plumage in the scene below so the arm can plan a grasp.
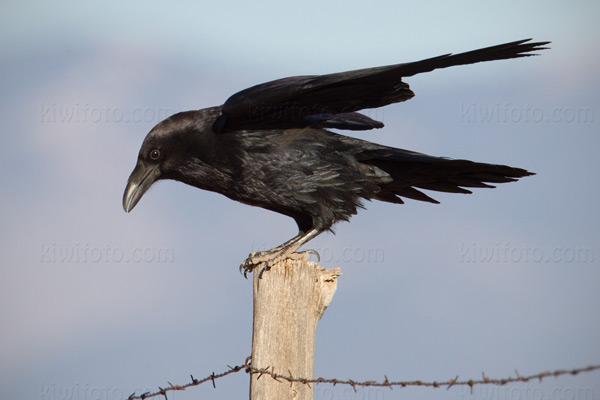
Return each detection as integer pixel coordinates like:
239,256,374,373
123,39,549,272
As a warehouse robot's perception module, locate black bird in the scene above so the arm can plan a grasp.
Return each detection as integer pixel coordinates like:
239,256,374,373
123,39,549,273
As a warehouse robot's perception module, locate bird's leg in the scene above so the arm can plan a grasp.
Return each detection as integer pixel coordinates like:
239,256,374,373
240,229,321,277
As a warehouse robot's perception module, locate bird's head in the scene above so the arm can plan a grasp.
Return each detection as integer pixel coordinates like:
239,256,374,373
122,109,220,213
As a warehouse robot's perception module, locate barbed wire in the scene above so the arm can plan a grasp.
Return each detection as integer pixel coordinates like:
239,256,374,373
126,360,249,400
126,358,600,400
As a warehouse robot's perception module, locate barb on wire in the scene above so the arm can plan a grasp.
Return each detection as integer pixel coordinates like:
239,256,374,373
126,359,600,400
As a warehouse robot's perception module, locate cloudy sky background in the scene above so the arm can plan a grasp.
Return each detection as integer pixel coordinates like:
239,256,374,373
2,1,599,399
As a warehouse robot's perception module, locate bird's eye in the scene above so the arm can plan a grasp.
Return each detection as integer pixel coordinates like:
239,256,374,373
149,149,161,161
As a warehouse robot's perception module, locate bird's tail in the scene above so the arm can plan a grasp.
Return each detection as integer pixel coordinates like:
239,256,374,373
356,149,534,204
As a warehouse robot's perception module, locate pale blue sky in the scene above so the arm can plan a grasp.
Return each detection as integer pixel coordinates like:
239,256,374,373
1,1,599,399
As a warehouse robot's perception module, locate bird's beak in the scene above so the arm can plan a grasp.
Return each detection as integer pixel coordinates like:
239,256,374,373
123,162,161,213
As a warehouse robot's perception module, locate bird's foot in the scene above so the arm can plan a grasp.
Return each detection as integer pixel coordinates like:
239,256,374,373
239,249,320,278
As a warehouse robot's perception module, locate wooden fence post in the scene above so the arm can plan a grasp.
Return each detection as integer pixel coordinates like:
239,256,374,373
250,258,341,400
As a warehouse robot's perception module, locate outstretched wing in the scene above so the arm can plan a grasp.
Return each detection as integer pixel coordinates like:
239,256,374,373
213,39,549,133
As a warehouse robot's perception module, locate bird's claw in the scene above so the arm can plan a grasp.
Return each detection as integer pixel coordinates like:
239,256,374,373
239,252,267,279
239,249,321,278
304,249,320,262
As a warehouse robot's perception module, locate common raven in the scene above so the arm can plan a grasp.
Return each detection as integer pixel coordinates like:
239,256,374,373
123,39,549,273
